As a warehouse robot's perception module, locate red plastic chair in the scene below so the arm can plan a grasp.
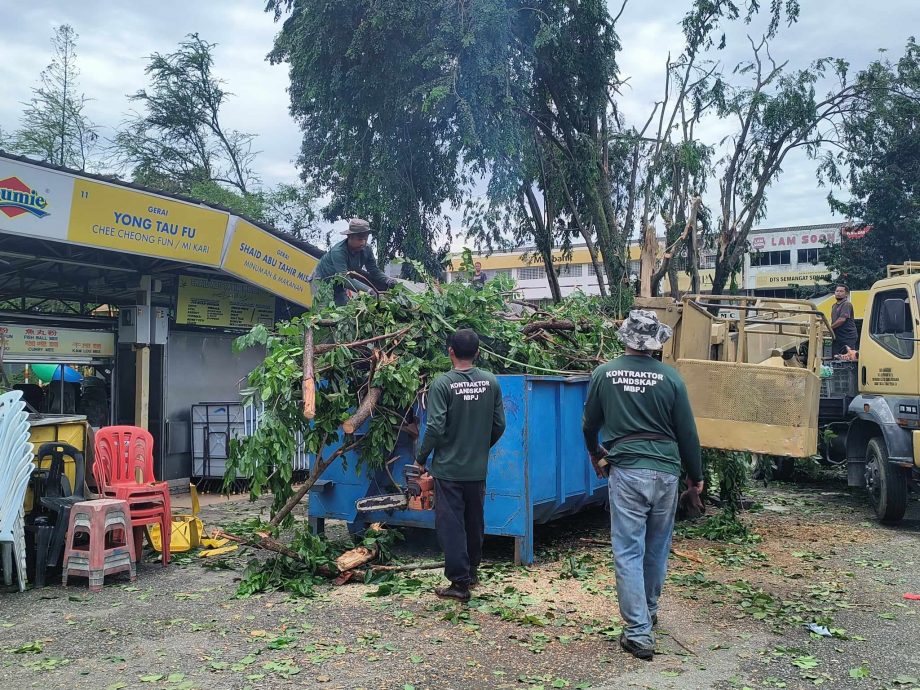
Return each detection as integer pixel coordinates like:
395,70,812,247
93,426,171,565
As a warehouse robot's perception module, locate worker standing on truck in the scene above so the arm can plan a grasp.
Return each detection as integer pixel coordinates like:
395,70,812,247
311,218,398,307
831,284,859,356
582,309,703,660
415,329,506,602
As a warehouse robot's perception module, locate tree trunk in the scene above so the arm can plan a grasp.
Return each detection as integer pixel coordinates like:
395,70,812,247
522,185,562,303
639,223,657,298
268,439,361,527
302,327,315,420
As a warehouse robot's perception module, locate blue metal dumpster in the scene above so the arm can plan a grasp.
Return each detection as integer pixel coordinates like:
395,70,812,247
307,375,608,564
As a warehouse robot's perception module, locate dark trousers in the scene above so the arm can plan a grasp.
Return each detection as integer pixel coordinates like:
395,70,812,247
434,478,485,587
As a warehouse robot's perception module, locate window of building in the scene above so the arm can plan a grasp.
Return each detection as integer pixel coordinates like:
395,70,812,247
797,248,827,265
491,268,512,279
870,288,914,359
517,266,545,281
557,263,583,278
628,260,641,275
749,250,791,267
700,253,716,269
588,262,606,276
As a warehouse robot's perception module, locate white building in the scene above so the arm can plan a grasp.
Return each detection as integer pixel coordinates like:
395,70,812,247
744,223,839,297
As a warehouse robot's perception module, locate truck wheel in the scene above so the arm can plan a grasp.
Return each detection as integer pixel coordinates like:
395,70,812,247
865,437,908,524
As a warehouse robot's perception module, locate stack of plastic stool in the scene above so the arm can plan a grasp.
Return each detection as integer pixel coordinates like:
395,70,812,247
62,499,136,592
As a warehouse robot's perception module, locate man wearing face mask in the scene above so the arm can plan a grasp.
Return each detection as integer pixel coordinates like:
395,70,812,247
311,218,398,307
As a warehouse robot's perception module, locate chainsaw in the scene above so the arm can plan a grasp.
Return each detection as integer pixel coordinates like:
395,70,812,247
355,464,434,513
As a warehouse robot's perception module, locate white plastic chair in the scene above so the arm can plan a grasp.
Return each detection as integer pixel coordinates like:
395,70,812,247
0,390,34,591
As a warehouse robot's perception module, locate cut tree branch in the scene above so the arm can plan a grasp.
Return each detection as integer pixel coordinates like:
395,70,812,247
302,327,315,420
342,387,382,435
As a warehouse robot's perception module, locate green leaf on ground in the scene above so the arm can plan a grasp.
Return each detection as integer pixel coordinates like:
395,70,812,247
849,664,870,679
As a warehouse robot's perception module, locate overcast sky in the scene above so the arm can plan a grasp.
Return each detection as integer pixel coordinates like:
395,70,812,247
1,0,917,249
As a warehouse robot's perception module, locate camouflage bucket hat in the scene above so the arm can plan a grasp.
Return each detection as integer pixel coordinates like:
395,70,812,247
617,309,673,352
342,218,373,235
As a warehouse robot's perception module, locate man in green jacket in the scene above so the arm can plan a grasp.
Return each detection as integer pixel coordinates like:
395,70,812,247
415,329,506,602
583,309,703,660
311,218,397,307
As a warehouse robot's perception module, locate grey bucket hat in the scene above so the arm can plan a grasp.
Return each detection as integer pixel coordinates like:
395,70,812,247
342,218,372,235
617,309,673,352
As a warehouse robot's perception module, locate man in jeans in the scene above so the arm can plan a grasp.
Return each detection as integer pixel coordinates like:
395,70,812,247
416,329,506,602
582,309,703,660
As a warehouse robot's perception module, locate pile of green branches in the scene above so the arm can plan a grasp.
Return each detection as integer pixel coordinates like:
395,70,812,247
226,256,624,523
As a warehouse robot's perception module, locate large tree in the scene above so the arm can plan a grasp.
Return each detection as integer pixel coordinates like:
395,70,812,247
114,34,318,240
14,25,98,170
708,35,866,296
821,39,920,289
114,34,257,194
266,0,466,273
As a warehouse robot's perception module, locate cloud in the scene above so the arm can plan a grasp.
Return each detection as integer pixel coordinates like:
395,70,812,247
2,0,918,248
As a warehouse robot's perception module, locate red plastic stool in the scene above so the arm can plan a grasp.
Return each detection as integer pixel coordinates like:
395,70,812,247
62,499,136,592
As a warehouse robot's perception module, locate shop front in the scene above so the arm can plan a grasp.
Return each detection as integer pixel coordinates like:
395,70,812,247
0,152,321,485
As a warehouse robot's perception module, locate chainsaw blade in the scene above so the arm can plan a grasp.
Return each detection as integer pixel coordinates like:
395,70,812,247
355,493,408,512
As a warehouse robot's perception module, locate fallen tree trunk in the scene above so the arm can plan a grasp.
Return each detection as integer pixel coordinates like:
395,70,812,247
335,545,378,572
370,561,445,573
268,439,361,528
342,387,382,434
521,319,577,336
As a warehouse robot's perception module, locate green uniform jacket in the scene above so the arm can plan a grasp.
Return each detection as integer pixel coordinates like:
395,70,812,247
582,354,703,481
312,240,395,305
416,367,506,482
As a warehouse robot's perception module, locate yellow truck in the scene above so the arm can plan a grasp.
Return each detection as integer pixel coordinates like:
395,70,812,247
826,263,920,523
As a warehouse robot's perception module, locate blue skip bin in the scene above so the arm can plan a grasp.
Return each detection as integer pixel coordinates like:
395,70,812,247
307,375,608,564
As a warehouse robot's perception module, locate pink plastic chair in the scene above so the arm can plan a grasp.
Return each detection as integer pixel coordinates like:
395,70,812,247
92,426,171,565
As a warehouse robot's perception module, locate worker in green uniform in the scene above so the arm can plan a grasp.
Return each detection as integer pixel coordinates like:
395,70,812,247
415,329,506,602
582,309,703,660
311,218,397,307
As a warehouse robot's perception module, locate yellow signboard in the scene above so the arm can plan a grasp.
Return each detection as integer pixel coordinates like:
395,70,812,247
176,276,275,328
754,270,831,288
0,323,115,360
67,179,229,266
221,220,317,308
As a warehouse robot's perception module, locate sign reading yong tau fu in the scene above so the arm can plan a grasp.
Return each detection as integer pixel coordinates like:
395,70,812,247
0,323,115,360
176,276,275,329
221,219,317,308
68,179,230,266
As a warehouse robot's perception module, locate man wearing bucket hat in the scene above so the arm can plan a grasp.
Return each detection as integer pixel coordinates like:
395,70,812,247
311,218,398,306
582,309,703,660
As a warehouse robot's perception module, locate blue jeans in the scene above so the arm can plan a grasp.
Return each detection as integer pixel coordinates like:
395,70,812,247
609,467,679,648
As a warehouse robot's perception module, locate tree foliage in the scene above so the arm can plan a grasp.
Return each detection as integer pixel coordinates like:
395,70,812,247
821,38,920,289
112,33,319,241
227,266,623,520
13,25,98,170
114,34,258,194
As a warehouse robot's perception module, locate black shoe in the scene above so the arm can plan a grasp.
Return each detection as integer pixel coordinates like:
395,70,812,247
435,584,471,602
619,633,654,661
652,614,658,627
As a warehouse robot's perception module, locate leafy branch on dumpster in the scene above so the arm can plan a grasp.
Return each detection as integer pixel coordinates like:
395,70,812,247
225,260,626,531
